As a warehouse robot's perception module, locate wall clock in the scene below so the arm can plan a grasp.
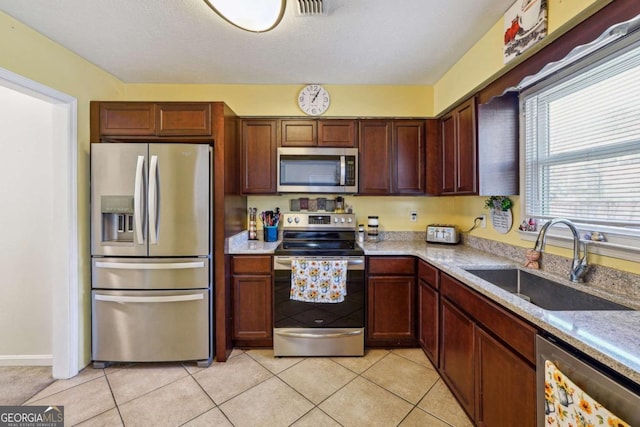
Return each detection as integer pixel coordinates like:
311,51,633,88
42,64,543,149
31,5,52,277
298,84,330,116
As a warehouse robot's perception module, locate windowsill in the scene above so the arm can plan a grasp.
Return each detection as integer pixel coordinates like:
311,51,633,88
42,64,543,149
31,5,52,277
518,230,640,263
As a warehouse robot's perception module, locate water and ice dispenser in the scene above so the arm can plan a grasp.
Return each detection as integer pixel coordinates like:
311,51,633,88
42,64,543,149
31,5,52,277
100,195,135,243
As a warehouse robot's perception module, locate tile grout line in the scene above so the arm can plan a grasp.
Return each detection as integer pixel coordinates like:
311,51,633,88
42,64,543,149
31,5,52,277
182,363,238,427
102,367,127,427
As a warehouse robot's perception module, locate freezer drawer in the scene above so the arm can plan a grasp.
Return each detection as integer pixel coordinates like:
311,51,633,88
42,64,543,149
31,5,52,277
92,289,210,363
92,257,209,290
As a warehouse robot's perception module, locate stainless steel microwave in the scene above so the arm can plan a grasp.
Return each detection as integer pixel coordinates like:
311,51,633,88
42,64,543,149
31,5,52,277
277,147,358,193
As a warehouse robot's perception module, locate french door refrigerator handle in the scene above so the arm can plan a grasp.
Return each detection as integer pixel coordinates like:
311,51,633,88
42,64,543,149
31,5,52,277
148,154,159,245
94,293,204,303
94,261,206,270
133,155,145,245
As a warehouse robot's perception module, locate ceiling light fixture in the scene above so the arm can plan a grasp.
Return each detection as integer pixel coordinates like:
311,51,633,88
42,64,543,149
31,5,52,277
203,0,286,33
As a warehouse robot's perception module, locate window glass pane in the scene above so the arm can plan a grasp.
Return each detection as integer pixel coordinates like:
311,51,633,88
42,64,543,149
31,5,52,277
523,38,640,232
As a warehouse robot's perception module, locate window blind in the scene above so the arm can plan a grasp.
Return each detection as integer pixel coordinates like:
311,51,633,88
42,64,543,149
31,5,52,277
523,40,640,229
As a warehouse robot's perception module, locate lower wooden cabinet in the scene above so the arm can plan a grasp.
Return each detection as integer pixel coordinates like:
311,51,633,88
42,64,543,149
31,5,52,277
440,298,476,417
439,273,537,425
418,260,439,366
367,257,416,346
231,255,273,346
475,327,536,427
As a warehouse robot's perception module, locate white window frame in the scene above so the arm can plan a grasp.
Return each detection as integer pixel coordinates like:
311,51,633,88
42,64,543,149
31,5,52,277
518,23,640,263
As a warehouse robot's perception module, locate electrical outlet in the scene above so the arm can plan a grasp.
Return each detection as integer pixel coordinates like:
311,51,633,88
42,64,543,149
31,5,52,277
410,211,417,222
479,214,486,228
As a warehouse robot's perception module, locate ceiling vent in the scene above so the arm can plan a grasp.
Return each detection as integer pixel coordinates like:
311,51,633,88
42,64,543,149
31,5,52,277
296,0,326,16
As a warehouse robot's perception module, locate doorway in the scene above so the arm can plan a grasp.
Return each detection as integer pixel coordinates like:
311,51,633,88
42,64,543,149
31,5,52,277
0,68,78,379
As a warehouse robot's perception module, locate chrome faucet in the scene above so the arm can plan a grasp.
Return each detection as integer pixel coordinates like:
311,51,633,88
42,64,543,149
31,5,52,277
533,218,590,283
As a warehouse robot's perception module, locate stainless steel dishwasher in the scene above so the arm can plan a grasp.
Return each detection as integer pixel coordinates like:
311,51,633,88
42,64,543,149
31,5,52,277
536,335,639,426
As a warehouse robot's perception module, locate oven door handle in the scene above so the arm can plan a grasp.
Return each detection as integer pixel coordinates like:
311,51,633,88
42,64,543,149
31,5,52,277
274,258,364,268
275,330,363,339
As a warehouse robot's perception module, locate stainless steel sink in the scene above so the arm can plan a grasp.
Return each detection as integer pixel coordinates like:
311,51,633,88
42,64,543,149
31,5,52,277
465,268,633,311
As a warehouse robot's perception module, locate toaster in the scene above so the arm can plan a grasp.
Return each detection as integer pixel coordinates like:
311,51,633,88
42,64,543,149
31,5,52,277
426,224,459,244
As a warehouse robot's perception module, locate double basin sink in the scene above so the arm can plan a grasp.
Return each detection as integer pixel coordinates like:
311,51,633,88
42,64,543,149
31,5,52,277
464,268,633,311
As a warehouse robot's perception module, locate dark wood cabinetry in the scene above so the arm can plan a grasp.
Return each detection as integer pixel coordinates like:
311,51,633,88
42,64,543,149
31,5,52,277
475,327,536,427
280,119,356,147
318,120,357,147
440,98,477,195
359,120,425,195
439,272,537,425
366,257,416,346
231,255,273,346
440,298,476,416
97,102,156,137
417,260,439,366
358,120,392,194
156,103,211,136
92,102,212,140
241,119,278,194
280,119,316,146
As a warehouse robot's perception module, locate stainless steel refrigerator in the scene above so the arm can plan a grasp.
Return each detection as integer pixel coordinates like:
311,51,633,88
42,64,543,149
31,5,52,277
90,143,212,367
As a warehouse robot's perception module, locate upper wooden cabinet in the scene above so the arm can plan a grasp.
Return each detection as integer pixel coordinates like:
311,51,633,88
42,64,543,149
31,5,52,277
281,120,316,146
280,119,356,147
318,120,357,147
156,103,212,136
359,120,392,194
97,102,156,137
92,102,212,140
241,119,278,194
359,119,425,195
439,93,520,196
440,98,477,195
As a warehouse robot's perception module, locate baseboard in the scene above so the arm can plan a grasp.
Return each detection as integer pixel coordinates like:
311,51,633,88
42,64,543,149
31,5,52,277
0,354,53,366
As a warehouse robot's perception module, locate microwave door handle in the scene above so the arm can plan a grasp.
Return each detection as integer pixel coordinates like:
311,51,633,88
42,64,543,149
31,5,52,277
340,155,346,186
133,155,145,245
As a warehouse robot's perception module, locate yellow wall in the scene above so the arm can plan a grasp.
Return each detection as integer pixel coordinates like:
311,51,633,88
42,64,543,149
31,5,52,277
434,0,608,114
0,11,125,369
248,195,455,233
124,84,434,117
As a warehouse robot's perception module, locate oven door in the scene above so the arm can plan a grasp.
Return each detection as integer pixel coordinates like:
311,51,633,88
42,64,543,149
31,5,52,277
273,256,365,356
273,256,364,329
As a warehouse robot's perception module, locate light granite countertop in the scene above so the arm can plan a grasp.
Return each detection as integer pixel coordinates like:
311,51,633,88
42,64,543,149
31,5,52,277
227,233,640,386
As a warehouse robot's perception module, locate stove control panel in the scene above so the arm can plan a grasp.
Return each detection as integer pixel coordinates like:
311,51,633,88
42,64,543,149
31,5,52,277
282,213,356,229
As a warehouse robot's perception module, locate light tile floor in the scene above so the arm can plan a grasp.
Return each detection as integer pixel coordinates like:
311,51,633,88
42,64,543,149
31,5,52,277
21,348,473,427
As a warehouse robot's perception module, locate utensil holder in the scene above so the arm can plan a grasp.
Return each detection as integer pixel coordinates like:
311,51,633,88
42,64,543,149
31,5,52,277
263,225,278,242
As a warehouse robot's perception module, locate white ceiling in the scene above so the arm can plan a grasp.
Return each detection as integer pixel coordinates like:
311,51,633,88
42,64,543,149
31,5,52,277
0,0,516,85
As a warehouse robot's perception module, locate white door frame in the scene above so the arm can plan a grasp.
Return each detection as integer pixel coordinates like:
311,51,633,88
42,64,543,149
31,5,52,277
0,68,79,379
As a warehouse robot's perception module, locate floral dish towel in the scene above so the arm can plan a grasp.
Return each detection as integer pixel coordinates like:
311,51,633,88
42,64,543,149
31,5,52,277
544,360,630,427
290,259,347,303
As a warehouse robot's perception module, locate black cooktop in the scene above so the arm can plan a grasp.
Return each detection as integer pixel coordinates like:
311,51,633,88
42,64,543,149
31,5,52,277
274,241,364,257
